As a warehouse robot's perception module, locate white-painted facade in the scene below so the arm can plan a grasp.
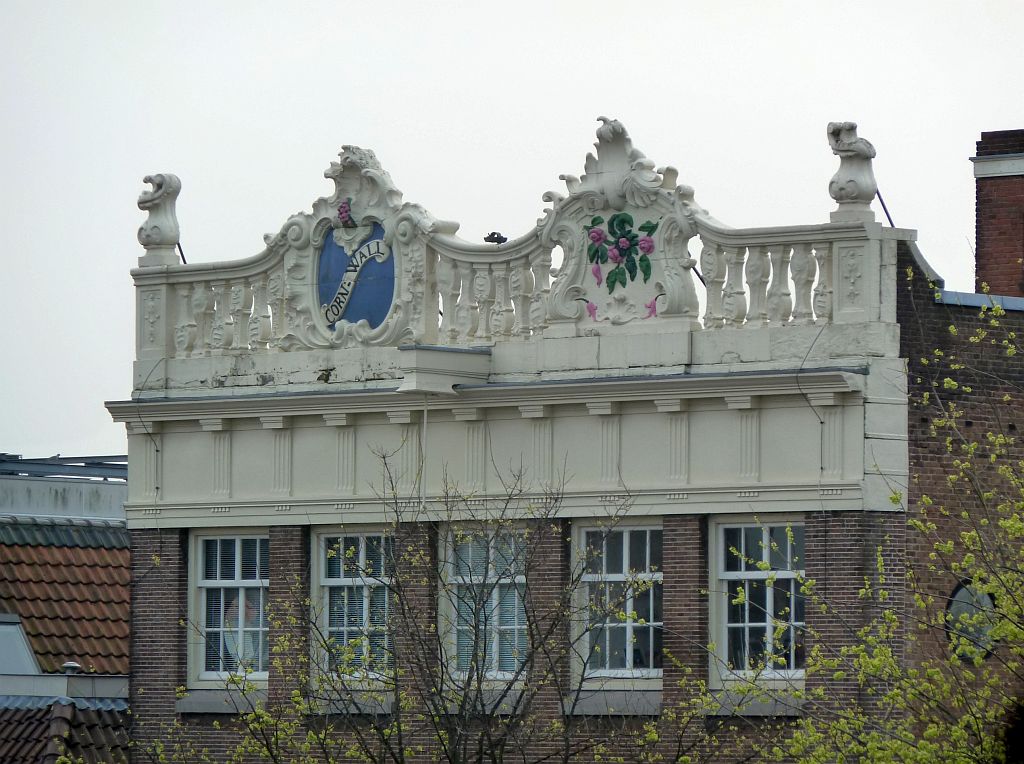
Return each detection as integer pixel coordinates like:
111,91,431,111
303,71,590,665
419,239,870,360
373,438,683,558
108,119,911,530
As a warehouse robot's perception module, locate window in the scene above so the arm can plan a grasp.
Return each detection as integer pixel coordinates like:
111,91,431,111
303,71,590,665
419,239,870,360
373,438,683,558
196,535,270,679
717,522,805,675
320,533,393,672
581,527,663,676
446,529,527,677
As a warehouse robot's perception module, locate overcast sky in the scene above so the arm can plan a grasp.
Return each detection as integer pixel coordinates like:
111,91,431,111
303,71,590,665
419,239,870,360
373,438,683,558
2,1,1022,458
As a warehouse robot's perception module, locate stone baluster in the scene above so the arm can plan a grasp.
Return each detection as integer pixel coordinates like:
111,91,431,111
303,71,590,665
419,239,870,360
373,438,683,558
173,284,196,358
790,243,817,325
766,245,793,324
472,264,494,342
490,263,514,338
744,245,770,328
267,269,286,350
191,282,213,357
529,250,551,333
248,276,272,350
209,281,231,354
700,241,725,329
812,242,834,323
436,256,458,343
454,262,476,343
229,281,252,351
722,246,748,327
509,259,534,337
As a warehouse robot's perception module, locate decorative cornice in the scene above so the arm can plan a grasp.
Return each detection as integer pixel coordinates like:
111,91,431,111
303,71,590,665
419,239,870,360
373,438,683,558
108,369,865,424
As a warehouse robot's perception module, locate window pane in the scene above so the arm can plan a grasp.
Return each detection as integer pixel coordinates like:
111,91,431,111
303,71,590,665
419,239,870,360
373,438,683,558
204,540,219,580
585,531,603,574
244,588,261,629
743,527,762,569
220,539,235,580
455,534,487,576
635,586,651,623
384,537,395,576
728,626,745,669
652,626,663,669
498,631,522,672
206,588,222,628
770,526,788,570
224,588,240,628
205,631,221,672
649,530,662,571
365,536,383,577
791,526,805,568
633,625,651,668
607,626,627,669
241,539,258,580
325,537,341,579
606,532,624,574
587,626,606,671
724,528,741,571
328,588,344,629
629,530,647,572
652,583,663,623
343,537,360,578
345,585,362,628
259,538,269,579
369,585,387,628
498,584,522,627
794,589,805,623
222,631,239,672
773,580,792,622
728,583,745,624
749,581,767,622
748,626,767,667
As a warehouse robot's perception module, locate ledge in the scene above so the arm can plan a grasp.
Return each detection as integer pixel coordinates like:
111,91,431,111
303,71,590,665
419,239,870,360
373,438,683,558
564,689,661,716
176,688,267,714
937,289,1024,313
709,689,804,717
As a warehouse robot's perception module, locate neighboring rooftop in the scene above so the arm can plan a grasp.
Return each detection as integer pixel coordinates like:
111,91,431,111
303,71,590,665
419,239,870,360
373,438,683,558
0,454,126,482
0,696,129,764
0,516,130,675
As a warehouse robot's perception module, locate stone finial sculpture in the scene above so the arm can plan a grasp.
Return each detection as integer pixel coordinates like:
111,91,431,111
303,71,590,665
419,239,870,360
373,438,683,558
137,174,182,258
827,122,877,222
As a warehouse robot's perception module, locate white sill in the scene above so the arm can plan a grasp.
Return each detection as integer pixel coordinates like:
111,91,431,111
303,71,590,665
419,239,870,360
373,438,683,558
176,688,268,715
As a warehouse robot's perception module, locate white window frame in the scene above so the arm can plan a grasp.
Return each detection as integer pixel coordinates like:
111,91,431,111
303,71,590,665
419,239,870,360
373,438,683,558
710,517,806,686
189,530,270,686
315,529,393,677
441,526,528,681
577,523,664,680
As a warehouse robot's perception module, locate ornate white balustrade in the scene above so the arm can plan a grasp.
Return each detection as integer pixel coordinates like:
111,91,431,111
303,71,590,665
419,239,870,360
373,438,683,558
132,120,899,364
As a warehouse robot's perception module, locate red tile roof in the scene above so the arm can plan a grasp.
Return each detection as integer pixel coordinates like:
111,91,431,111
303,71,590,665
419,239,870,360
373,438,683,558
0,522,130,675
0,699,129,764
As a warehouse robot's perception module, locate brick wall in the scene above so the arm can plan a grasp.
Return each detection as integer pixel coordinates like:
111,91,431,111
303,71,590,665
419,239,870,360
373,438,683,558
899,239,1024,726
129,506,912,760
975,130,1024,295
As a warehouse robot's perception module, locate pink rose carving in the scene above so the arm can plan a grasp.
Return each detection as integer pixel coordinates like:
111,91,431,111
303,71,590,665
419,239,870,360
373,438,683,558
638,236,654,254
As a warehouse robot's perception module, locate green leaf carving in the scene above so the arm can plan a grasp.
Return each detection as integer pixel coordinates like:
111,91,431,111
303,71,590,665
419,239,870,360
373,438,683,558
591,216,605,226
625,254,638,281
588,243,597,262
608,213,634,237
599,245,608,264
639,254,652,283
638,220,659,236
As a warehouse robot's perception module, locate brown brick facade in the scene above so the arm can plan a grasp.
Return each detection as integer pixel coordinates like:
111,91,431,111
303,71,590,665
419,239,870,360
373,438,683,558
974,130,1024,296
128,506,911,761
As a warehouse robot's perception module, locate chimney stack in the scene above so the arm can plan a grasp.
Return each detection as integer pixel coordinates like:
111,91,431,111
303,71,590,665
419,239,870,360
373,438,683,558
973,130,1024,296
